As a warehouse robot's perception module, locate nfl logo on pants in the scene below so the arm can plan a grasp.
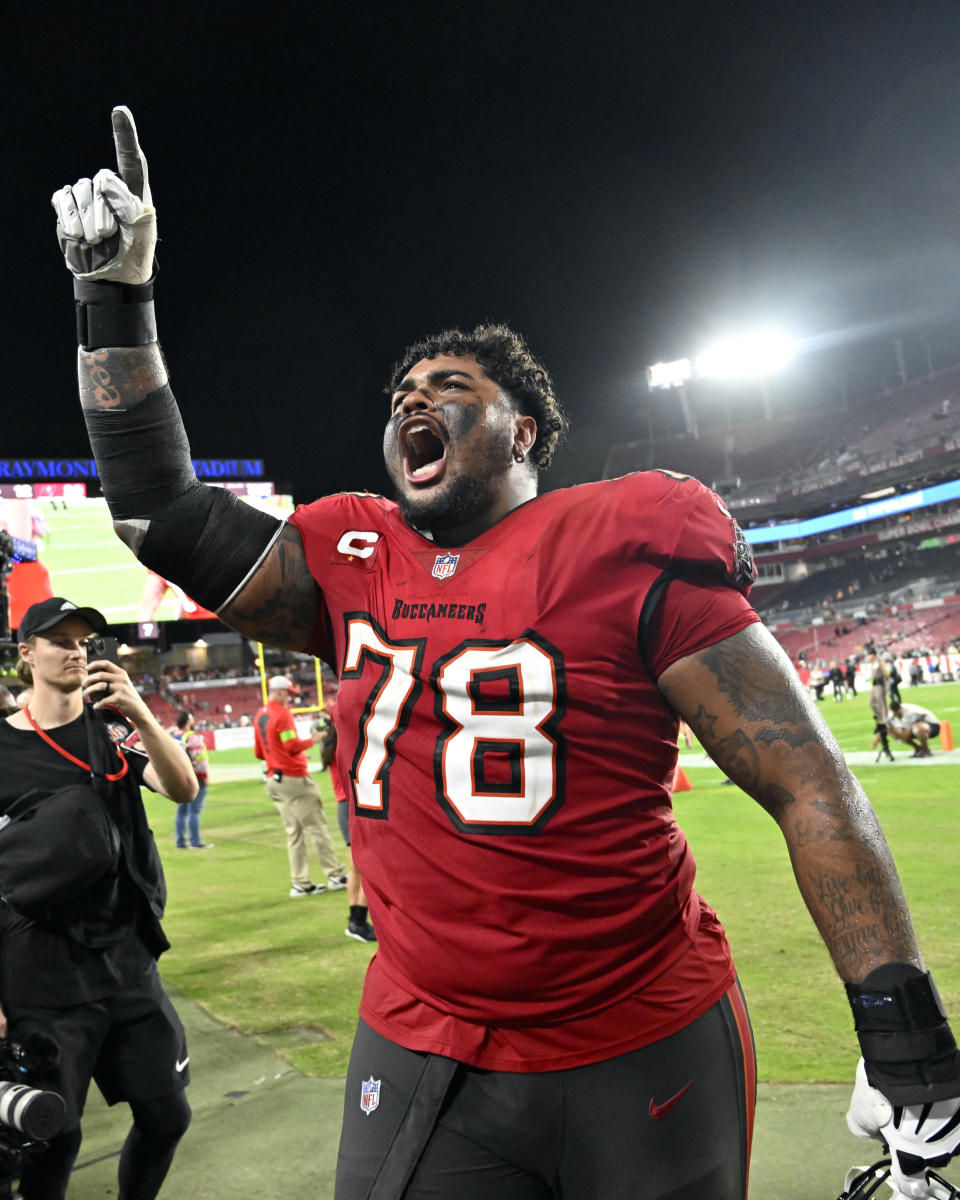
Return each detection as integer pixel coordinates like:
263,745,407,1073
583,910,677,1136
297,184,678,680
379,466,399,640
361,1076,381,1115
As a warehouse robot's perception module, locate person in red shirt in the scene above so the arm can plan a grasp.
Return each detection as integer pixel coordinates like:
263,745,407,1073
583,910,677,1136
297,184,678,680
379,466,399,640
253,676,347,897
54,108,960,1200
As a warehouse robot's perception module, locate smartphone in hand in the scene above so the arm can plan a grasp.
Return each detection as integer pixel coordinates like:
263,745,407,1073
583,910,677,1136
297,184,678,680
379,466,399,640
85,635,120,665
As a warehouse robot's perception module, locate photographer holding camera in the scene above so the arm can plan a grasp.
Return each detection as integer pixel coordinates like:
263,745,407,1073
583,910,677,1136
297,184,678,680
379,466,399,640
0,597,198,1199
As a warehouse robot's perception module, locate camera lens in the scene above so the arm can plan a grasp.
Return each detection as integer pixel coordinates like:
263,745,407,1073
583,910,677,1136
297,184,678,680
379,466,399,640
0,1080,66,1139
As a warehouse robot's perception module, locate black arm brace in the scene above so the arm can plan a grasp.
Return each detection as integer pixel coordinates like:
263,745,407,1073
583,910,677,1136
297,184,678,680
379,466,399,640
83,384,282,613
847,962,960,1104
74,277,157,351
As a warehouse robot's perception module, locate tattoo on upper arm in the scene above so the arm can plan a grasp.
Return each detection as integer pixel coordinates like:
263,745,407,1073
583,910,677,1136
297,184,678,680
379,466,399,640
698,637,819,753
670,632,840,809
221,525,320,649
78,346,168,412
687,704,718,740
685,702,765,792
711,727,759,789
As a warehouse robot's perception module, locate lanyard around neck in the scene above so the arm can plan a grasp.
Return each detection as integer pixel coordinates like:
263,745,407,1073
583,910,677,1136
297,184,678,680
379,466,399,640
24,706,129,782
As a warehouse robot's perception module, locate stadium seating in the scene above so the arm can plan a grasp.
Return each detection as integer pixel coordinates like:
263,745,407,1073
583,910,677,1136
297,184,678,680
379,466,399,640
607,363,960,529
167,684,267,722
142,691,180,727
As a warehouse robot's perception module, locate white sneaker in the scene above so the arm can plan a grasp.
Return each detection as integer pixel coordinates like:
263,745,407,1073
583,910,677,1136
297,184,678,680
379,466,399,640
289,882,326,897
326,874,348,891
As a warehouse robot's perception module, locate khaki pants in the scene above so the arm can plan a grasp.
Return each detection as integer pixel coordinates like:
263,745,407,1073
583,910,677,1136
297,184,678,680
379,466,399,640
265,773,344,885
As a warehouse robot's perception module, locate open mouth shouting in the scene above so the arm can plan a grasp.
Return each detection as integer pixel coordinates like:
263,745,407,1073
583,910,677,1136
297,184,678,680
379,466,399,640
400,416,447,486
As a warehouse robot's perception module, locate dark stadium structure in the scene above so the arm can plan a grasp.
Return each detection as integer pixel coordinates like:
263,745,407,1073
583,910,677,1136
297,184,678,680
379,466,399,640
606,360,960,677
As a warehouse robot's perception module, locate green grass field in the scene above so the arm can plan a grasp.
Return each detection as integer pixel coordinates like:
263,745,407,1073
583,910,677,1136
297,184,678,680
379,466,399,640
147,683,959,1085
38,498,160,623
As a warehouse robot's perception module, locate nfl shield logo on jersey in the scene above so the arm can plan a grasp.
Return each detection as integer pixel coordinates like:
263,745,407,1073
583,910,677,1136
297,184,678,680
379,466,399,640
360,1076,381,1115
432,552,460,580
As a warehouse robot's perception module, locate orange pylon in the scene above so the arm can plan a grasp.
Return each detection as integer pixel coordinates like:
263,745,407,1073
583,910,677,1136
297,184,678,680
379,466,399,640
673,765,693,791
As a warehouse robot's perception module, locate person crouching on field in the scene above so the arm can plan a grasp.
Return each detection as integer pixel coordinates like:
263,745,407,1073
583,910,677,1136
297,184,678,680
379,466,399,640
887,699,941,758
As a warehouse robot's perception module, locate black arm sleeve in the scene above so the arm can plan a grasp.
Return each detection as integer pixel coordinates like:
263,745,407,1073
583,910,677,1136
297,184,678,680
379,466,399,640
83,383,282,613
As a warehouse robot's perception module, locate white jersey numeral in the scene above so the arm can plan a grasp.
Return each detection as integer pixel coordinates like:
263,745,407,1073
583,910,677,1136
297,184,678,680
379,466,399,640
343,618,564,832
434,639,562,827
343,617,423,814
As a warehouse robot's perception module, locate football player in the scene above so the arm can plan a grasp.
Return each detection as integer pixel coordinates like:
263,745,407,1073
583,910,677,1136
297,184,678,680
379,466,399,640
49,108,960,1200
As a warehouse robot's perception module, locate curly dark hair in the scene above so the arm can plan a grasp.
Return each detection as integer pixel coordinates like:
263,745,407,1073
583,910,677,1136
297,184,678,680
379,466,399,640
387,323,568,470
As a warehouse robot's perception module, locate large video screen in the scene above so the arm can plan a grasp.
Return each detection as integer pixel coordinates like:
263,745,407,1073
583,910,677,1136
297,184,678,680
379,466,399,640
1,484,293,632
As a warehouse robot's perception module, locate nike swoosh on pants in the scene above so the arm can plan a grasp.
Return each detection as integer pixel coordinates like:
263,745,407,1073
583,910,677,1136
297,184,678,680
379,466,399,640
648,1080,693,1120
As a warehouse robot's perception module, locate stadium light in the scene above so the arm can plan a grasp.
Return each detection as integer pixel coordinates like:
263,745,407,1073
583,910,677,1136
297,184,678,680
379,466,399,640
647,358,693,392
694,330,795,380
646,329,795,433
645,358,698,436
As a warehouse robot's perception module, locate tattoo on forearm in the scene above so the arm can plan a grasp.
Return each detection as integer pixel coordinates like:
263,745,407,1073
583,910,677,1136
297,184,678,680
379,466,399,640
831,924,887,968
78,346,167,412
80,350,122,409
817,872,874,926
827,908,916,974
787,816,855,846
806,860,916,974
755,782,796,821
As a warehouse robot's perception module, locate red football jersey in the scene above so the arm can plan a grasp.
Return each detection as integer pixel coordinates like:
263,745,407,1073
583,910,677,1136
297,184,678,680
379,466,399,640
289,471,759,1070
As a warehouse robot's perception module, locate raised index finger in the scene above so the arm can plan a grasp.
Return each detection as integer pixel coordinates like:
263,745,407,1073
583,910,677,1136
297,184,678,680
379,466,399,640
111,105,149,201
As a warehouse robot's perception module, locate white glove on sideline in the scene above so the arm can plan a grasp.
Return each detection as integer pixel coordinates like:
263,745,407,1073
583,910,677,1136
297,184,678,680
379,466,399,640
847,1059,960,1199
51,106,156,284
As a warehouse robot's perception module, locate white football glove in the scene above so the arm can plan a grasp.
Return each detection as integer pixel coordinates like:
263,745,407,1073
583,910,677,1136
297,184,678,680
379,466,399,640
847,1059,960,1198
51,106,156,284
843,1164,954,1200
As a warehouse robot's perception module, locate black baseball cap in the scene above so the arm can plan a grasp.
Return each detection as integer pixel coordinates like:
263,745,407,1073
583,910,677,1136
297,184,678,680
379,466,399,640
18,597,107,642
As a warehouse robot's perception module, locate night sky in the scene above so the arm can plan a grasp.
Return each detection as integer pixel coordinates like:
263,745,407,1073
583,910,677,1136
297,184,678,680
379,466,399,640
8,2,960,502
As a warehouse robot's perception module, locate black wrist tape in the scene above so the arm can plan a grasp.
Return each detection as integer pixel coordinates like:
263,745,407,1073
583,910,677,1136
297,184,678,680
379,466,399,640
83,383,283,612
74,276,157,350
847,962,960,1104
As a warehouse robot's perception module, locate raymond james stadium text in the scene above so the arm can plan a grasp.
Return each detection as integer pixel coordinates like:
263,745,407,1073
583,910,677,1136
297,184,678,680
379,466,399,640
0,459,264,480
